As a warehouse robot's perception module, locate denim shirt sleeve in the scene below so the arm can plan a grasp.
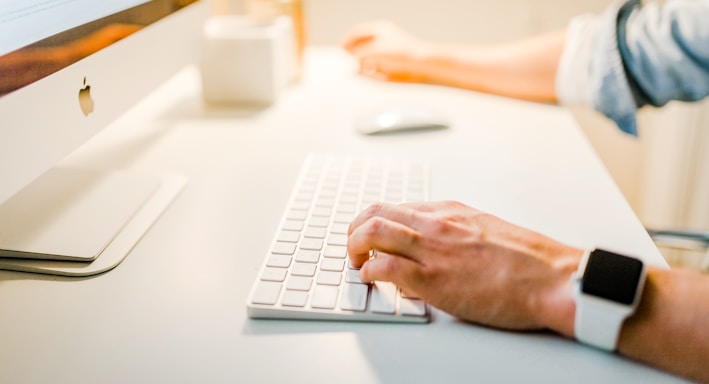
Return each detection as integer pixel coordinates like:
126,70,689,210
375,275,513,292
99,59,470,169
556,0,709,136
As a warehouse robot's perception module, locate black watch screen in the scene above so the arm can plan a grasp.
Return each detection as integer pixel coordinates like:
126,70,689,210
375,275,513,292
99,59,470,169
581,249,644,305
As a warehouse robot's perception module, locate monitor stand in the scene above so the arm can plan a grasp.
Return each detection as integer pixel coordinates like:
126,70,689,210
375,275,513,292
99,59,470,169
0,167,186,276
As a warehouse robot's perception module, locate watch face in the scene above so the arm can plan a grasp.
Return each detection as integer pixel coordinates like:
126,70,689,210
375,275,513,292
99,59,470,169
582,249,644,305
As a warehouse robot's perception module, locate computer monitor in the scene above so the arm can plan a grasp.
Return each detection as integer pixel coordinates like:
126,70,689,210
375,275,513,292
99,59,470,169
0,0,209,275
0,0,208,204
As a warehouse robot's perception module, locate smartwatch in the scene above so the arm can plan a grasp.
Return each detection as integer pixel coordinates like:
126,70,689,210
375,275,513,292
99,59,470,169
572,248,647,351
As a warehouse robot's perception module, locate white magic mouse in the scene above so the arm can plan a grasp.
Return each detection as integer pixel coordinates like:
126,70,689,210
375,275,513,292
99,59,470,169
355,105,450,135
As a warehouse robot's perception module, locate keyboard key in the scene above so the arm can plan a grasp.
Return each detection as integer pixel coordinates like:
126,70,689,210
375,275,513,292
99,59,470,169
300,238,324,251
286,210,308,220
311,286,339,309
400,298,427,317
315,198,335,208
290,201,311,211
308,217,330,227
295,192,314,202
252,281,282,305
282,220,304,231
320,258,345,272
295,250,320,263
329,223,349,234
298,184,316,194
319,189,337,199
277,230,301,243
316,271,342,286
281,290,308,307
303,227,327,239
370,282,397,314
266,255,292,268
338,195,357,204
333,213,354,223
312,207,332,217
291,262,317,277
272,242,296,255
407,192,425,201
261,267,287,282
345,269,364,284
286,276,313,291
340,284,369,312
336,203,357,213
326,234,348,246
323,245,347,259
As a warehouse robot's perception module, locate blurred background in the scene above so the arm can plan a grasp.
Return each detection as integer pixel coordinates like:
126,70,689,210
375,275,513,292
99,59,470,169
216,0,709,270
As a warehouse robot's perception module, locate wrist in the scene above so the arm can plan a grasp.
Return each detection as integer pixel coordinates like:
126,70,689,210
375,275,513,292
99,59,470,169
538,247,583,338
405,41,445,83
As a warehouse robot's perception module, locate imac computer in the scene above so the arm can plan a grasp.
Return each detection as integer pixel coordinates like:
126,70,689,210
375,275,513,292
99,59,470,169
0,0,209,275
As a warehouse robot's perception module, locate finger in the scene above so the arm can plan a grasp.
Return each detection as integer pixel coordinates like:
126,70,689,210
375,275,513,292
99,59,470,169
359,58,388,80
347,216,422,268
342,33,374,53
355,56,404,82
359,252,426,295
349,203,421,236
341,20,393,51
341,21,384,53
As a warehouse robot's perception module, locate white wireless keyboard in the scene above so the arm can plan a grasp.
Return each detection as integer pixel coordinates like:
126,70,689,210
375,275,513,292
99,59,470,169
247,154,430,323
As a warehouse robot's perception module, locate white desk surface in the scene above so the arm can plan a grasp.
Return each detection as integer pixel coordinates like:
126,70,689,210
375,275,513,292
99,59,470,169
0,47,685,383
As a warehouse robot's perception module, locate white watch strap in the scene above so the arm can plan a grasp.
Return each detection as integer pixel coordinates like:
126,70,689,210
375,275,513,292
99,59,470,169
573,249,645,351
574,295,631,351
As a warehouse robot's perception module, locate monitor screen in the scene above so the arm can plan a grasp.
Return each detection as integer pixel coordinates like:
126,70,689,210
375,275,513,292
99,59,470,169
0,1,199,96
0,0,207,204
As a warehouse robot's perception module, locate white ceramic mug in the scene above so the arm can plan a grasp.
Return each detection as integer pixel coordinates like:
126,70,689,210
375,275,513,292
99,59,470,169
200,15,293,105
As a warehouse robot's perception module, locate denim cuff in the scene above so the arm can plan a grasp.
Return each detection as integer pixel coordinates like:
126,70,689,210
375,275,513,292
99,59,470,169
556,0,640,136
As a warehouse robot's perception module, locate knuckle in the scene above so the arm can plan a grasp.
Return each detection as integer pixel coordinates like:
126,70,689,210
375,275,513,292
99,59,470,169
361,202,385,221
427,215,451,234
407,229,422,247
364,216,385,237
369,202,386,215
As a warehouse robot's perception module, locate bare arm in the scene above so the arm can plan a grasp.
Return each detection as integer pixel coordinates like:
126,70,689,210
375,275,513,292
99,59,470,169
619,267,709,382
342,21,565,102
347,201,709,382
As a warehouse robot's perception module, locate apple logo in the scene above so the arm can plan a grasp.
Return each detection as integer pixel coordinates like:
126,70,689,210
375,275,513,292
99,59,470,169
78,77,94,116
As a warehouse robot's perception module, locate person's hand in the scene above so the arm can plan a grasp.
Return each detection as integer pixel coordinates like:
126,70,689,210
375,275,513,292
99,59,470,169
347,201,582,335
341,20,433,83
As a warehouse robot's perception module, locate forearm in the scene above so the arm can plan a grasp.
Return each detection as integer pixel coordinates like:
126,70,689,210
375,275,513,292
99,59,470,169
618,268,709,382
416,30,566,102
546,266,709,382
